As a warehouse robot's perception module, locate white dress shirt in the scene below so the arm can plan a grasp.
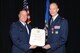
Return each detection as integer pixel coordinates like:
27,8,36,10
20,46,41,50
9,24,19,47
50,14,58,25
52,14,59,21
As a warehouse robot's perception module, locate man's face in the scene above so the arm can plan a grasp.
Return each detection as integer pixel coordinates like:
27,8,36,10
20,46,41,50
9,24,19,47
19,10,27,22
49,3,59,17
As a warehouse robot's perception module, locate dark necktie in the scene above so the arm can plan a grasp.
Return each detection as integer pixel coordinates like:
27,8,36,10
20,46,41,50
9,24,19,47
25,24,29,34
50,19,53,25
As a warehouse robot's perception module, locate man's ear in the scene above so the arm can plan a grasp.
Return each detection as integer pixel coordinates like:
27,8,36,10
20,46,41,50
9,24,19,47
57,8,59,12
49,9,50,12
18,14,20,18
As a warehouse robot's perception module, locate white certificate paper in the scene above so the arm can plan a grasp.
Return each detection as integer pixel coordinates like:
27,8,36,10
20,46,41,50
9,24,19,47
29,28,45,46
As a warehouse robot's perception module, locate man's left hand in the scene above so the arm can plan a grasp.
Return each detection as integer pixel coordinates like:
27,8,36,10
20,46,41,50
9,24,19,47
42,44,51,49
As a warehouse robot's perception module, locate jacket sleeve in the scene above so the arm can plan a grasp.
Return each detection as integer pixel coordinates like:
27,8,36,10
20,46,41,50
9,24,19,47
10,23,30,52
49,19,68,50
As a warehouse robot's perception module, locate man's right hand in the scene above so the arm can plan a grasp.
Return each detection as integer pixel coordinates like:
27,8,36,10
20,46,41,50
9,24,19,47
29,45,37,49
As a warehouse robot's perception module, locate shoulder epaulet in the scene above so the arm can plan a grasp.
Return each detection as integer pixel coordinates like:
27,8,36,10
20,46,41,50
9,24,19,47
60,18,66,23
62,18,65,20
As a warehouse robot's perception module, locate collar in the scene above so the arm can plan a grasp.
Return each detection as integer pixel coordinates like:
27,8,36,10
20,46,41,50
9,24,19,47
19,20,26,26
52,14,59,21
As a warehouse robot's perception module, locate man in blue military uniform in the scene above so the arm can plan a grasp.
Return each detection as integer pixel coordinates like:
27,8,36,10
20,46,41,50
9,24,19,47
10,9,37,53
43,2,68,53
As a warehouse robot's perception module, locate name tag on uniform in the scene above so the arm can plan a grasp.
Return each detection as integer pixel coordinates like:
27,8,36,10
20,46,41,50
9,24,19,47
54,26,60,29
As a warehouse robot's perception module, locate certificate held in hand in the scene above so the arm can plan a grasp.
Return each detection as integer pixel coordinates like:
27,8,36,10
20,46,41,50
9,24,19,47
29,28,45,46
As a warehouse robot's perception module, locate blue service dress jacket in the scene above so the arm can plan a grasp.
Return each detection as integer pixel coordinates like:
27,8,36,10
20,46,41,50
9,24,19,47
47,15,68,53
10,21,32,53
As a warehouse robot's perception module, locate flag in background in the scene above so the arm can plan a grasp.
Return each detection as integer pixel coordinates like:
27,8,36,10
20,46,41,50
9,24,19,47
23,0,31,24
44,0,50,29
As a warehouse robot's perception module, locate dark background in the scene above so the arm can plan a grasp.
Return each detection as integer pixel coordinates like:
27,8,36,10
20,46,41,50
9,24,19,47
1,0,80,53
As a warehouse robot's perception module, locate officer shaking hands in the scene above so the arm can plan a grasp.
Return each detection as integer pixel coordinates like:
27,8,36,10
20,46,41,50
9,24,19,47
42,2,68,53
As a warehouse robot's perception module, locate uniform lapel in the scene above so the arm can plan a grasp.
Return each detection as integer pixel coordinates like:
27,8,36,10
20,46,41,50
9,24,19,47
50,15,60,27
17,21,27,32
